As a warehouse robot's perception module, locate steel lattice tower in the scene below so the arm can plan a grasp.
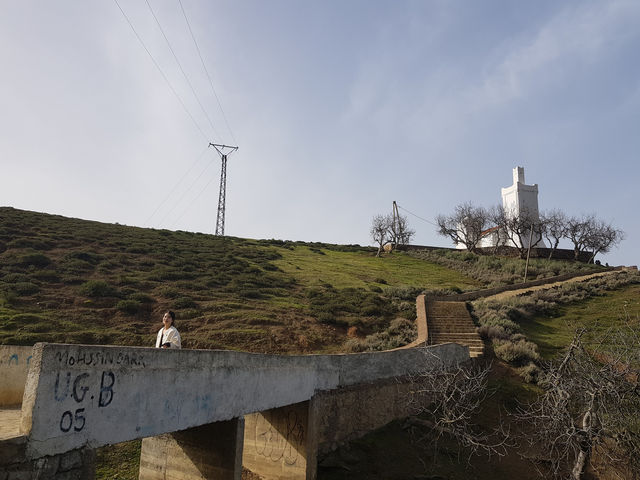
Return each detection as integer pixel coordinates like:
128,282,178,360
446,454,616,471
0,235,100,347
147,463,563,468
209,143,238,236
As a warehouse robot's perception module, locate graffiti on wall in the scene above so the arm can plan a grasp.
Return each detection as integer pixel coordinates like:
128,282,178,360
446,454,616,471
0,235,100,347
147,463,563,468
5,353,32,366
253,407,305,466
52,370,115,433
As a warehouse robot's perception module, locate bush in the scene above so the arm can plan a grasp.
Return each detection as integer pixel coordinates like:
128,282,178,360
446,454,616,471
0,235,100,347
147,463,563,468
154,286,181,298
79,280,118,298
128,292,155,304
493,339,540,365
116,300,141,315
519,362,541,384
173,297,198,309
11,313,46,324
32,270,59,282
11,282,40,295
17,253,52,268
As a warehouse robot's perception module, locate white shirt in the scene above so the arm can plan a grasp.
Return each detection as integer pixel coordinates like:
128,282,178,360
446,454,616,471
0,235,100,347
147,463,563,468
155,325,181,349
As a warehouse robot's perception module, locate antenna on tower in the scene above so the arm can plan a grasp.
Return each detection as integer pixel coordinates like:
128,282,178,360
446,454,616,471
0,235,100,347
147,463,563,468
209,143,238,236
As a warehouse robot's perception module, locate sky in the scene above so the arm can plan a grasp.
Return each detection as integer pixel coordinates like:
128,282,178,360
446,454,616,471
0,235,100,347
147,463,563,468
1,1,638,266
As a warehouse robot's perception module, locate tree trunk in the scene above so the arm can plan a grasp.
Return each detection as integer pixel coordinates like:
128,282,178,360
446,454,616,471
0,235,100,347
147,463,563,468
571,407,594,480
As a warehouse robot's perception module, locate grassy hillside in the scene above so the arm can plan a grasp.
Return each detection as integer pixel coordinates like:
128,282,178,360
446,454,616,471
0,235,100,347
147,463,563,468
0,207,479,353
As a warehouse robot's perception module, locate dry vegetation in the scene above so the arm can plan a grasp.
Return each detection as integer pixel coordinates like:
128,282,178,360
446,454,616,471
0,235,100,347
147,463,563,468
0,207,475,354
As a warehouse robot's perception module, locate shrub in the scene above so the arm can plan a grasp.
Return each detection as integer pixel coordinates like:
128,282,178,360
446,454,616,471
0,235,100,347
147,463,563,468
116,300,141,315
7,238,52,250
493,339,540,365
128,292,155,304
78,280,118,298
32,270,59,282
520,362,541,384
154,286,181,299
17,253,52,268
2,273,32,283
11,313,46,324
173,297,198,309
11,282,40,295
65,251,101,264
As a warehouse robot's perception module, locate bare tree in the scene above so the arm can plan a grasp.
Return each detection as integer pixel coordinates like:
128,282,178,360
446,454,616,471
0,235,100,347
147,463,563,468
517,324,640,479
566,215,624,263
389,213,415,248
540,209,568,260
407,353,511,460
566,215,596,261
436,202,490,252
371,214,392,257
491,206,544,258
585,220,624,264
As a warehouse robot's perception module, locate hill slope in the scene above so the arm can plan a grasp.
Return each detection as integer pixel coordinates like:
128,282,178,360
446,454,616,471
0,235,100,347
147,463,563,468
0,207,479,352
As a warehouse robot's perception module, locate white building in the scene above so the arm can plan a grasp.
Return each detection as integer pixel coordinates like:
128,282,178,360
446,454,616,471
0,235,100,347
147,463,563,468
460,166,544,250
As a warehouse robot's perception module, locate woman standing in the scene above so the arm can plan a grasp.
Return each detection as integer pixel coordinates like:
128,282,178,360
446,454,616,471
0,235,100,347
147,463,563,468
155,310,181,349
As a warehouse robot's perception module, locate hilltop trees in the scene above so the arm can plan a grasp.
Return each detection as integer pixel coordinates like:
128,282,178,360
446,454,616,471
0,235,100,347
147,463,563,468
490,206,544,258
436,202,490,252
565,215,624,263
540,209,568,260
435,202,624,263
370,212,415,257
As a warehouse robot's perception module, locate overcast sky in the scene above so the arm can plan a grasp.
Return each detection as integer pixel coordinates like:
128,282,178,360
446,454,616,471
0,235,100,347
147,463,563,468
1,1,638,266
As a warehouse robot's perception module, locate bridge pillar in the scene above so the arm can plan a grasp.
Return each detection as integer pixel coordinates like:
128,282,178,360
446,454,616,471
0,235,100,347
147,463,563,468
139,418,244,480
242,400,316,480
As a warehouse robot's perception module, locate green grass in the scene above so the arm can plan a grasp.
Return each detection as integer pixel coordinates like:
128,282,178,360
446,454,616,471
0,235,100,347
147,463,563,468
95,440,141,480
0,207,479,353
519,284,640,358
274,246,477,290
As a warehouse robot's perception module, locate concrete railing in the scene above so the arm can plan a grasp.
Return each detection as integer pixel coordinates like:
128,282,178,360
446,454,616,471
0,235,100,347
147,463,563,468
19,341,468,459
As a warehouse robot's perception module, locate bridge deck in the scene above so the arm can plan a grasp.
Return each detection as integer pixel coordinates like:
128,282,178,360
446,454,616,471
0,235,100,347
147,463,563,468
0,407,22,441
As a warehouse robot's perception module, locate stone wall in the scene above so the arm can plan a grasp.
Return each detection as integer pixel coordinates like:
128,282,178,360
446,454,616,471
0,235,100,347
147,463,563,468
0,345,33,406
0,436,94,480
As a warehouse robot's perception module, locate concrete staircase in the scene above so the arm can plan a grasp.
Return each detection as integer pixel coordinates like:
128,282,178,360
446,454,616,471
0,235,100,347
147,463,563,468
426,300,484,358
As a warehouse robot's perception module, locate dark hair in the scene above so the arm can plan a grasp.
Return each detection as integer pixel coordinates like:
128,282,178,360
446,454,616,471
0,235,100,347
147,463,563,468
165,310,176,326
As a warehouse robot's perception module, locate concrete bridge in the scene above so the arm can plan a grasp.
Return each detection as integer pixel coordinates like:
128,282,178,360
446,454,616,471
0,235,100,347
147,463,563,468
0,296,469,480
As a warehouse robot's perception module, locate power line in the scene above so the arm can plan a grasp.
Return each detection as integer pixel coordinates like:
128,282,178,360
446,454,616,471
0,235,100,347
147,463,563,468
113,0,209,141
144,145,209,226
170,171,218,229
178,0,237,144
157,150,217,227
397,204,439,227
144,0,222,141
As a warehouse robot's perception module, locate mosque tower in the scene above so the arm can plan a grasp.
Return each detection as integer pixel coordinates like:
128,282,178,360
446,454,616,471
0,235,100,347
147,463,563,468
501,166,544,248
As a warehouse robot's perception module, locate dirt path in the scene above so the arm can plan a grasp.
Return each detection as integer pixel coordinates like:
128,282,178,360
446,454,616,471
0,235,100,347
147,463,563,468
485,270,623,301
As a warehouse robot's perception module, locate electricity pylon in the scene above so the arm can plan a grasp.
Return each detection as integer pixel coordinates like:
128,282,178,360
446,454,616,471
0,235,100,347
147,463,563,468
209,143,238,236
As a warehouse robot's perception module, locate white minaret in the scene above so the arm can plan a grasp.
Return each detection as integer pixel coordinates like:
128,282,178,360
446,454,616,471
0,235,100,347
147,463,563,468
501,166,543,248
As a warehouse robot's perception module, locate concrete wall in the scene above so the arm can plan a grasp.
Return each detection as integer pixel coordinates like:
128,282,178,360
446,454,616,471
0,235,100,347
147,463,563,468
243,402,312,480
0,345,33,406
139,418,244,480
241,376,433,480
19,342,469,459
